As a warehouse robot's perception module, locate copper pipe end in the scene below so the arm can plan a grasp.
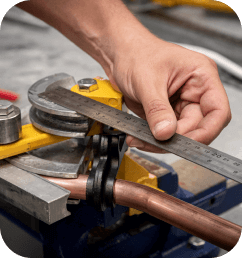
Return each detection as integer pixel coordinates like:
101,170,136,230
114,179,241,252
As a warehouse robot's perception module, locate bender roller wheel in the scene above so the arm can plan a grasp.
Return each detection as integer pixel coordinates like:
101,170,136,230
28,73,91,137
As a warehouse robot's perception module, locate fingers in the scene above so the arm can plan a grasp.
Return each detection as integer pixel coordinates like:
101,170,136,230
125,79,177,152
183,86,231,145
125,94,177,153
140,87,177,141
126,135,167,153
176,103,204,135
126,103,203,153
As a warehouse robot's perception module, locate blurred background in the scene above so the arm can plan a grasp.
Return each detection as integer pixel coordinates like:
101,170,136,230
0,1,242,256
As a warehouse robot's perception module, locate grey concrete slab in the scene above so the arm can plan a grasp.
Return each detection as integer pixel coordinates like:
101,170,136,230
155,6,242,40
136,12,242,64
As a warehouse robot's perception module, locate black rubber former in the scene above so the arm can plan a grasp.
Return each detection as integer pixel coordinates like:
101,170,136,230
86,131,127,211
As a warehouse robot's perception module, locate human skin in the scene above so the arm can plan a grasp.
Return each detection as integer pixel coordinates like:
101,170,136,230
18,0,231,153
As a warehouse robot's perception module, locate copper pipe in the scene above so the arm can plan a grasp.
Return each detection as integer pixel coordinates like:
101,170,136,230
42,175,88,200
43,175,241,251
114,180,241,251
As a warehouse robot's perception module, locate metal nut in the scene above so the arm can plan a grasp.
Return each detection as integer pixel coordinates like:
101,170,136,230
78,78,98,92
0,100,15,116
188,236,205,250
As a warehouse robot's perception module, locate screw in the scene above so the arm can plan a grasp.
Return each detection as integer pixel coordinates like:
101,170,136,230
78,78,98,92
0,100,14,116
188,236,205,250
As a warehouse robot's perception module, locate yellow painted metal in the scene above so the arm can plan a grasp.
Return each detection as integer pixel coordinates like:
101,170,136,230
1,78,122,159
151,0,234,13
72,78,123,136
117,154,163,215
87,121,104,136
0,124,69,160
71,79,123,110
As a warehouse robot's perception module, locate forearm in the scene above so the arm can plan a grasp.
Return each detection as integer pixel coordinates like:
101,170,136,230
17,0,153,78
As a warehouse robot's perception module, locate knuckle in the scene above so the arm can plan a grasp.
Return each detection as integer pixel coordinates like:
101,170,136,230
196,53,217,70
207,57,217,68
221,108,232,127
146,99,169,116
226,110,232,125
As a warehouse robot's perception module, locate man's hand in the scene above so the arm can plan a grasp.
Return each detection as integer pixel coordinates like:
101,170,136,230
18,0,231,152
109,37,231,152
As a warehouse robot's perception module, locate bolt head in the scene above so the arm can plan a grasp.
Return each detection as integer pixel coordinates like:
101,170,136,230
78,78,98,92
188,236,205,250
0,100,15,116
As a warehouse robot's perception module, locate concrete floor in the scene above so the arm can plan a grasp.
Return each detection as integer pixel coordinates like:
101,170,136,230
1,5,242,257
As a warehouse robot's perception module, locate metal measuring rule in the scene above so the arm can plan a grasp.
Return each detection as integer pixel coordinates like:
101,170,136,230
39,86,242,183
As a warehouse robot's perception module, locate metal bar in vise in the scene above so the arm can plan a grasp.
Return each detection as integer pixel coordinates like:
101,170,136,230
0,160,71,224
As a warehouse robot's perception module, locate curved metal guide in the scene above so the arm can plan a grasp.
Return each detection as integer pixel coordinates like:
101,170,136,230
28,73,90,137
7,138,93,178
28,73,82,117
7,153,79,178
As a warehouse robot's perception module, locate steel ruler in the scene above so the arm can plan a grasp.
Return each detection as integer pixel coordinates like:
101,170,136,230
39,87,242,183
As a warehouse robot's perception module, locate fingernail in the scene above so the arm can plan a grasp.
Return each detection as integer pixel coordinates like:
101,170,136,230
129,139,145,148
154,120,171,137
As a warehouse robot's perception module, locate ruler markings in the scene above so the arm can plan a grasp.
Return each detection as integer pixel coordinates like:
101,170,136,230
39,87,242,183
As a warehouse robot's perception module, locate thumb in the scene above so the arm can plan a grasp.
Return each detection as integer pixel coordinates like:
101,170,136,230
142,92,177,141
